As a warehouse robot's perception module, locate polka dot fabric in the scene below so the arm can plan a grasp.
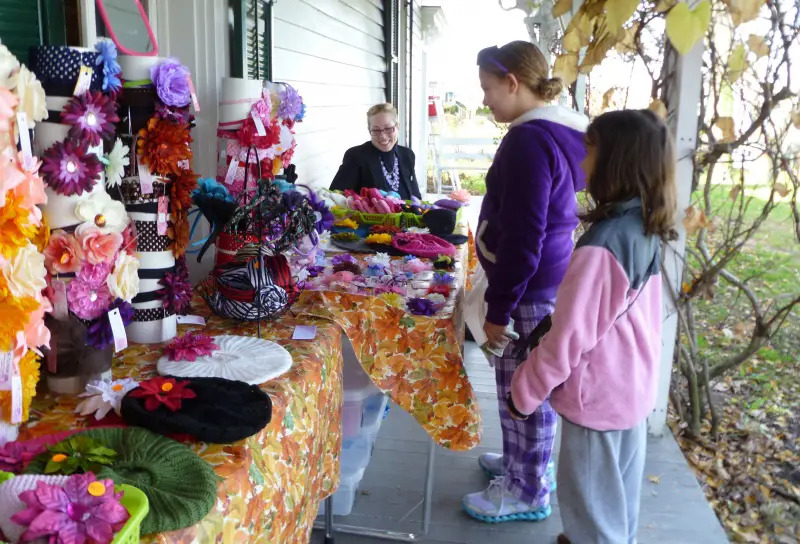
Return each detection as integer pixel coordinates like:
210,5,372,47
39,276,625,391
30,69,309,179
133,307,175,322
28,45,103,95
133,220,172,252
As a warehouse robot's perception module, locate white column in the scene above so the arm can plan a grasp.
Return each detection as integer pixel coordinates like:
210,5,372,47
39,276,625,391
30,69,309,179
649,40,703,436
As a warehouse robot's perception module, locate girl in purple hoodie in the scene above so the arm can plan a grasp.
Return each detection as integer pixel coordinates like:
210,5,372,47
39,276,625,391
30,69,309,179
463,41,588,523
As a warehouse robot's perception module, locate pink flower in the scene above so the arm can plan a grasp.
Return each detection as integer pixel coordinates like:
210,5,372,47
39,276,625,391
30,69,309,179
163,332,219,362
25,297,51,350
0,87,18,133
44,231,83,274
0,150,26,207
119,224,137,256
11,472,130,544
67,263,113,320
75,223,122,265
11,151,48,215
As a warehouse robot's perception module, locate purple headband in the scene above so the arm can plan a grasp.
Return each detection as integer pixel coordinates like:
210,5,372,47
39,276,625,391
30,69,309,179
477,46,509,74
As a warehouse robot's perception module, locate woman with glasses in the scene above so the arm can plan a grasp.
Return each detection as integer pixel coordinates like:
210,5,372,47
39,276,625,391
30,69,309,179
330,103,421,200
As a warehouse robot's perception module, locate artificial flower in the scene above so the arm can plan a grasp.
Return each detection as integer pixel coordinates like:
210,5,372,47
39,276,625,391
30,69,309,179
433,255,455,270
426,293,447,308
42,436,117,475
369,252,392,267
427,284,452,298
168,211,191,258
85,299,133,349
30,217,49,253
24,296,51,350
0,44,20,88
0,439,40,473
40,140,102,196
154,101,192,124
404,257,432,274
333,260,362,275
373,283,406,296
278,84,304,120
331,254,357,267
8,65,47,127
75,223,122,265
0,194,37,258
235,115,281,149
120,224,137,256
128,376,197,412
363,263,386,278
74,191,130,233
407,297,437,316
450,188,471,203
0,289,38,352
103,138,129,188
75,377,139,420
296,102,306,122
432,270,455,284
150,58,192,107
0,87,18,133
106,252,140,302
370,224,403,235
306,265,325,278
281,190,306,212
379,292,405,308
67,263,113,320
405,226,430,234
137,117,193,176
333,217,358,230
95,38,122,93
365,233,393,245
192,177,234,203
157,257,191,314
252,88,272,121
11,473,129,544
308,190,334,233
61,91,119,146
171,169,199,214
44,230,83,275
164,331,219,362
331,232,359,242
10,151,47,214
0,242,47,299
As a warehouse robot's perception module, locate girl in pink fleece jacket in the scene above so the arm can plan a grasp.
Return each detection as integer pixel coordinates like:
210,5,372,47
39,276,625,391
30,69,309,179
508,109,678,544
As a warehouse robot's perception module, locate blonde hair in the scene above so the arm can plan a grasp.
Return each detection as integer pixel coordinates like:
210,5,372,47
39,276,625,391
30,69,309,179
477,41,562,102
367,103,398,126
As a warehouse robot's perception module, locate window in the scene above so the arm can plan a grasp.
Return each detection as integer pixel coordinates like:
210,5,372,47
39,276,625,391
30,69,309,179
229,0,274,80
0,0,81,62
384,0,400,107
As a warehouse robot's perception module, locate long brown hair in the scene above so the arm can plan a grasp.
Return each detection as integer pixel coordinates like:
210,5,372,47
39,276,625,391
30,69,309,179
581,109,678,241
476,41,562,101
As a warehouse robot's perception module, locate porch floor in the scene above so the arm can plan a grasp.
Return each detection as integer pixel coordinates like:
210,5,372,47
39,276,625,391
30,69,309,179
312,341,728,544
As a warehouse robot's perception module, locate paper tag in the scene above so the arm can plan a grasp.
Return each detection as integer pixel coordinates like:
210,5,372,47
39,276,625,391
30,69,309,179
218,144,227,167
178,159,190,171
108,308,128,352
11,373,22,423
52,279,69,320
157,196,169,236
73,65,94,96
176,315,206,326
292,325,317,340
16,112,32,164
186,74,200,112
139,163,154,194
251,111,267,136
0,352,12,391
47,332,58,373
224,158,238,185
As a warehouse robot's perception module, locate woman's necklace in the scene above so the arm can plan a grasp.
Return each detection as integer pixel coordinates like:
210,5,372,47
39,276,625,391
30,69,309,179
380,153,400,192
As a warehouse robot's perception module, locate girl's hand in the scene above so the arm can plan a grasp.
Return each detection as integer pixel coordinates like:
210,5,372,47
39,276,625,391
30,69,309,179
484,320,511,349
506,392,529,421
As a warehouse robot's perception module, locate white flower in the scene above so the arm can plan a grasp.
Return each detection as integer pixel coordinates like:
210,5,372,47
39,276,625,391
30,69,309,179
406,227,430,234
8,66,47,126
296,267,310,282
370,252,391,267
0,243,47,299
74,191,130,233
107,252,140,301
0,44,20,88
104,138,130,188
75,378,139,420
426,293,446,307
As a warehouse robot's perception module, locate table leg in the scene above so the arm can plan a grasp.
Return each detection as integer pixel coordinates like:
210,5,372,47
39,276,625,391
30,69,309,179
422,437,436,535
325,496,334,544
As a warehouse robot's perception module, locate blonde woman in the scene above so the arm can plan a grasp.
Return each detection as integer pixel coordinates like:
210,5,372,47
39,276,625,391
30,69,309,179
330,103,421,199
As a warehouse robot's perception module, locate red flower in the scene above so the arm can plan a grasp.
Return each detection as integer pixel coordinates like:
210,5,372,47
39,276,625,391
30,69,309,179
128,377,196,412
427,284,452,298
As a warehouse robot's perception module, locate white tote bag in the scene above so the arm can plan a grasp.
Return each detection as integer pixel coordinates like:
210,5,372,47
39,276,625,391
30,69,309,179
464,264,517,363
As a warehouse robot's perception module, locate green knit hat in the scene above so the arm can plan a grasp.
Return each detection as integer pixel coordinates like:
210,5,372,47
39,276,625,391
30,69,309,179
24,427,218,535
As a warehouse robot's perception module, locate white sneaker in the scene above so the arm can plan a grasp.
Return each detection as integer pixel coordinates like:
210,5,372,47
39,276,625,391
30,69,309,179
461,476,551,523
478,452,504,478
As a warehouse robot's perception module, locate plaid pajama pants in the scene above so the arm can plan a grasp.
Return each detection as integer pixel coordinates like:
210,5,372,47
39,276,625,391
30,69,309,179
492,300,557,508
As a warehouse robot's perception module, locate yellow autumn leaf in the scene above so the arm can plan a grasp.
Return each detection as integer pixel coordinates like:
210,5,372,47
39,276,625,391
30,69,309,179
729,185,742,201
723,0,765,26
746,34,769,57
552,0,573,18
774,183,790,198
683,205,711,235
648,475,661,484
602,88,616,111
655,0,677,12
791,108,800,129
648,98,668,119
726,43,748,82
579,25,619,74
615,23,640,54
714,116,736,142
553,53,580,86
605,0,639,30
665,0,711,55
562,8,594,53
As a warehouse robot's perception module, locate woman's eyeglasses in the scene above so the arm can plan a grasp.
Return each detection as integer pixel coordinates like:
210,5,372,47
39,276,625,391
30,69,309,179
370,125,397,137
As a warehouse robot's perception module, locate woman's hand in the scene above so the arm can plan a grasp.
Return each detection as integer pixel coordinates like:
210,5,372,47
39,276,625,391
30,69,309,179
484,320,511,350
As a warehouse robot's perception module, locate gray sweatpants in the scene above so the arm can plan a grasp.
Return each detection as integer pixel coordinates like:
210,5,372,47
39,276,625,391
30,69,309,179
557,418,647,544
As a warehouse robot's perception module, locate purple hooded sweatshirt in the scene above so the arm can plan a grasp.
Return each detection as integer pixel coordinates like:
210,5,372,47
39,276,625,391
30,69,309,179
477,105,588,326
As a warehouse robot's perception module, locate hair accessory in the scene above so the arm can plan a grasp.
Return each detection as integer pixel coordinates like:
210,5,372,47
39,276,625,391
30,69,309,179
150,59,192,107
75,378,140,420
128,376,196,412
477,45,509,74
164,332,219,362
407,297,437,316
40,140,102,196
392,232,456,259
94,39,122,93
61,91,120,146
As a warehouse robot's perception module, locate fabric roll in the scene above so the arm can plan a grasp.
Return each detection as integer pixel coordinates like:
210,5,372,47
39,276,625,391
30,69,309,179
28,45,104,95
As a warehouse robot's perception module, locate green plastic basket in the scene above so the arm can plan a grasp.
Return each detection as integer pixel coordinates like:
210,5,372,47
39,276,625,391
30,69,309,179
112,484,149,544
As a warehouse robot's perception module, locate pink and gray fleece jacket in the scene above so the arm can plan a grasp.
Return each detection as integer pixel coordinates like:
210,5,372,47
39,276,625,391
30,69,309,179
510,199,663,431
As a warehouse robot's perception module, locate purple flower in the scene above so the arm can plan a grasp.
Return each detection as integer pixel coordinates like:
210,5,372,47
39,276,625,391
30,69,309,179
158,257,192,314
95,39,122,93
278,85,303,120
308,191,334,233
11,472,130,544
150,58,192,107
306,265,325,278
154,101,192,124
432,271,455,285
0,441,38,473
86,299,133,349
67,263,114,320
61,92,119,147
331,254,357,267
282,190,306,211
407,297,437,316
41,140,103,196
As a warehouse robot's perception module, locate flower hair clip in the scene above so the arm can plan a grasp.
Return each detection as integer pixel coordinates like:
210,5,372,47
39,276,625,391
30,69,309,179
128,376,197,411
41,140,103,196
407,297,437,316
164,331,219,362
432,270,455,285
75,378,139,420
61,91,119,146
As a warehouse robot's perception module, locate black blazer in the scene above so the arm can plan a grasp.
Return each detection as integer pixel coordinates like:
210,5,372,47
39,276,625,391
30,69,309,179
330,142,421,200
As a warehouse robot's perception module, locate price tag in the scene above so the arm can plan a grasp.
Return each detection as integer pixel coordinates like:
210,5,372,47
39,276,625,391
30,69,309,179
251,110,266,136
224,158,238,185
73,65,94,96
47,332,58,373
186,74,200,112
0,352,12,391
16,112,32,164
176,315,206,326
52,279,69,320
292,325,317,340
108,308,128,353
218,144,227,167
177,159,191,171
11,372,22,423
157,196,169,236
139,163,154,194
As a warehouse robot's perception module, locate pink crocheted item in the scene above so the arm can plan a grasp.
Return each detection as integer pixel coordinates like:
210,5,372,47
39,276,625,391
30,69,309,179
392,233,456,259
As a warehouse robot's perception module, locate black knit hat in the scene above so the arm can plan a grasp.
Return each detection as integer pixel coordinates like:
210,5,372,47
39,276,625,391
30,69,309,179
423,209,469,246
120,376,272,443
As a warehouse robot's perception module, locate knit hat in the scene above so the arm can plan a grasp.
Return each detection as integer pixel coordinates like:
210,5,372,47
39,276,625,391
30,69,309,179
0,473,70,542
120,376,272,443
23,427,217,535
423,209,469,246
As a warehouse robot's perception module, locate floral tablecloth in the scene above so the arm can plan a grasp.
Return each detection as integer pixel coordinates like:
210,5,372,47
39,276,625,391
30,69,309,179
16,310,343,544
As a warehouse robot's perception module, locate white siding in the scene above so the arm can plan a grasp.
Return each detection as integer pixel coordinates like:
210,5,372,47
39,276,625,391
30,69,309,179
273,0,387,190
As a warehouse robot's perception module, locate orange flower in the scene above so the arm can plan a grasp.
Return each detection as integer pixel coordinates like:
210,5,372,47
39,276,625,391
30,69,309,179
168,211,190,258
170,170,198,213
137,117,193,176
0,194,37,258
0,349,39,421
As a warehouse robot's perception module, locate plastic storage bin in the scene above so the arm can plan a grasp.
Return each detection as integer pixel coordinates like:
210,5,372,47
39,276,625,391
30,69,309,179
360,393,389,436
341,337,380,437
